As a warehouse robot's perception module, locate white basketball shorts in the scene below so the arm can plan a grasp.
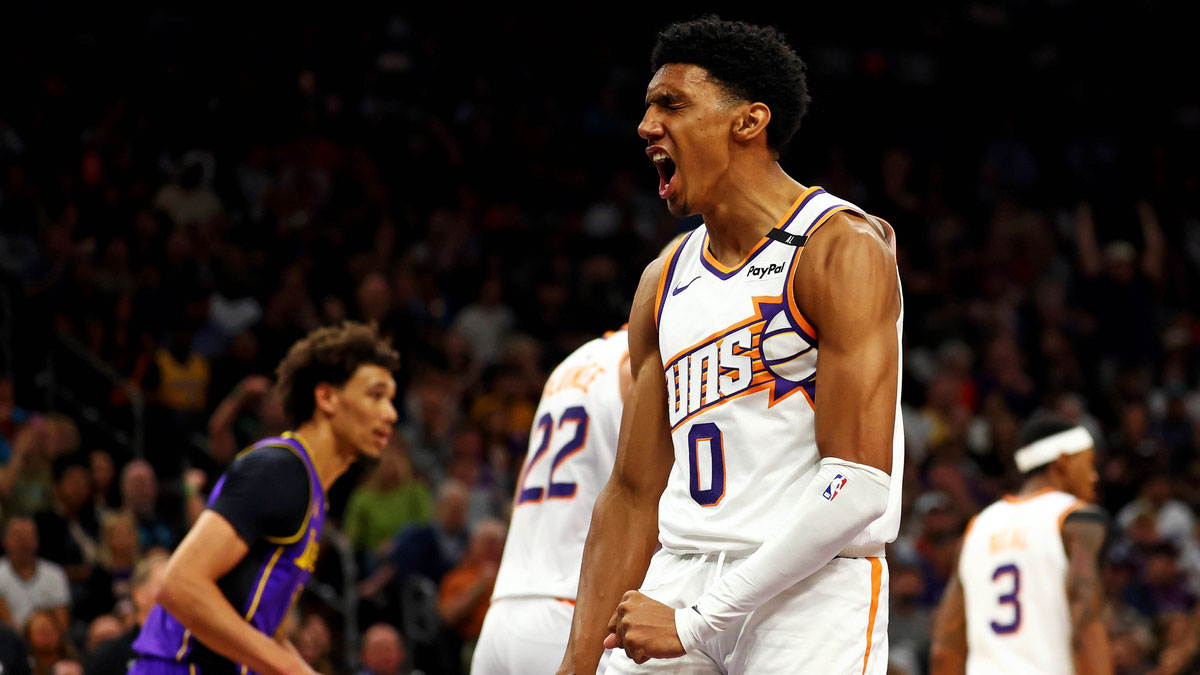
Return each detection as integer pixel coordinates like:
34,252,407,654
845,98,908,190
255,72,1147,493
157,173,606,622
605,549,888,675
472,596,611,675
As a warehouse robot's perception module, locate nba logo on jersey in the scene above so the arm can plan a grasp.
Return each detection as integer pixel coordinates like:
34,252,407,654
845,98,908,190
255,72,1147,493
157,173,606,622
823,474,847,500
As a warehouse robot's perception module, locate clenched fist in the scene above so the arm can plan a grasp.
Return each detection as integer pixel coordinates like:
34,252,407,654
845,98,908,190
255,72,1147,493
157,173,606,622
603,591,686,664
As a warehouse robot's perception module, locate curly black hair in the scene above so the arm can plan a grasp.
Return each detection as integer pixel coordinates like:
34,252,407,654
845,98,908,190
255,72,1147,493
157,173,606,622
651,16,810,153
274,322,400,425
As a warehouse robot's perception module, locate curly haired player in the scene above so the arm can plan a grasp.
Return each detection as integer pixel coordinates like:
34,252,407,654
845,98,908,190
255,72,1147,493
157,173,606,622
130,323,399,675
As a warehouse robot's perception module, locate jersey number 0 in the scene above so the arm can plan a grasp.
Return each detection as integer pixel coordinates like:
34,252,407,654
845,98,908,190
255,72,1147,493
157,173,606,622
688,422,726,506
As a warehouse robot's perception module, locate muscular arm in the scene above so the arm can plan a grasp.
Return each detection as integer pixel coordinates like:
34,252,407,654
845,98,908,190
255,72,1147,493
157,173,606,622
157,512,310,675
558,259,675,675
930,569,968,675
1062,511,1111,675
800,212,901,472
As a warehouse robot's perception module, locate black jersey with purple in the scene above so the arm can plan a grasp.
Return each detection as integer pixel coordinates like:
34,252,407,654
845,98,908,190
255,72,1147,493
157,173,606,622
132,432,325,675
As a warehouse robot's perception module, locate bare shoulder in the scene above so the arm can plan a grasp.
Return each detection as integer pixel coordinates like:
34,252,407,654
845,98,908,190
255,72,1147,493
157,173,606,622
627,255,669,369
794,211,900,333
1062,507,1108,553
800,210,896,279
634,255,669,304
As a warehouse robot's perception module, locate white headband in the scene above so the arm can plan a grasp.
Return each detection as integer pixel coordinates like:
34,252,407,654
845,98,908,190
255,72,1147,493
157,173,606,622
1015,426,1094,473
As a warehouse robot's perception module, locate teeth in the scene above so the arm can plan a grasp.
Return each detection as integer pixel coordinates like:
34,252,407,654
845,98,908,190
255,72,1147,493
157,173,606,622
652,151,669,163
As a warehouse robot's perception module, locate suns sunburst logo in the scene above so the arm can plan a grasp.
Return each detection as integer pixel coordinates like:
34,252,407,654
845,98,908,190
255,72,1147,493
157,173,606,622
664,296,817,430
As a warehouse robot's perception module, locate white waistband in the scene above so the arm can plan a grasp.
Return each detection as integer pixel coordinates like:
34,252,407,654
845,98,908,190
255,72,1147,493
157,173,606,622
667,543,886,561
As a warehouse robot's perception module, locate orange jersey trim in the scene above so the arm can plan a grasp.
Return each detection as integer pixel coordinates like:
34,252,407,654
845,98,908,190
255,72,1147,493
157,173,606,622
1057,499,1090,532
783,205,854,341
699,186,820,273
1002,486,1056,504
862,556,884,674
655,235,690,330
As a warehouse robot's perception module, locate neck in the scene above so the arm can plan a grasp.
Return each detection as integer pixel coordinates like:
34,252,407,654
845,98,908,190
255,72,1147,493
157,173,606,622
11,557,36,578
1018,473,1064,496
700,161,804,265
293,420,355,491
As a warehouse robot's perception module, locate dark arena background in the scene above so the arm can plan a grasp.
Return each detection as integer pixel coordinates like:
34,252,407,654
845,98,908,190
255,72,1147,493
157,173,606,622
1,4,1198,674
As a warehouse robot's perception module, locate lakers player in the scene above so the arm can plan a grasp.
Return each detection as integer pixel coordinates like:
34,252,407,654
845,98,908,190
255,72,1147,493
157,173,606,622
130,323,399,675
470,325,631,674
559,16,903,675
931,417,1111,675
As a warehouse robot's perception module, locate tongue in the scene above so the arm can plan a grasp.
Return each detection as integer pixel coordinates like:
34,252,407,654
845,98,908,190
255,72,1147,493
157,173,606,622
659,171,675,199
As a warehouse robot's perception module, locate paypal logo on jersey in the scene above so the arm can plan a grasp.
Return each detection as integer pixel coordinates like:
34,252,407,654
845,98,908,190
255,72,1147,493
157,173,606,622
747,262,784,280
823,474,848,501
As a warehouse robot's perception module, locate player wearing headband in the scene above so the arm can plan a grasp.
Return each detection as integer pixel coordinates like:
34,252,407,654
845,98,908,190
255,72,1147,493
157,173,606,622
930,416,1112,675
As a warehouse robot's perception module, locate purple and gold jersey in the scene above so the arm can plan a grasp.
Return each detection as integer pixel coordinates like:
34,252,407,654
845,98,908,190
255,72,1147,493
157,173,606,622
132,432,324,675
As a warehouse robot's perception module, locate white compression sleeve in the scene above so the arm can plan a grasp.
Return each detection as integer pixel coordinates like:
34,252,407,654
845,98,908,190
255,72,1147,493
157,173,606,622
674,457,891,652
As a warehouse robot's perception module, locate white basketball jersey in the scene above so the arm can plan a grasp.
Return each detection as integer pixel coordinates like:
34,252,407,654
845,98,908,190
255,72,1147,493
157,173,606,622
653,186,905,554
491,329,628,601
959,489,1087,675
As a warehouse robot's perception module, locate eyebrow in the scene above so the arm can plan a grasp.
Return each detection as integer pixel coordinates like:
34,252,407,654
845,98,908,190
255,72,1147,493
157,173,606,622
645,90,684,108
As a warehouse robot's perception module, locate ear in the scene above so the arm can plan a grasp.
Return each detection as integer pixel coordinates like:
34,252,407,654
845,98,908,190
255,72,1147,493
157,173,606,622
1050,453,1073,479
733,102,772,144
314,383,339,417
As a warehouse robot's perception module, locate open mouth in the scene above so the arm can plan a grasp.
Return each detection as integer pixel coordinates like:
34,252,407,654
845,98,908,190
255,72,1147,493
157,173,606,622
650,149,677,199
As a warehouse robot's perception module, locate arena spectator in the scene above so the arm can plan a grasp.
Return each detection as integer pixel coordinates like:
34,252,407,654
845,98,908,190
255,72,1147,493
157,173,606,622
87,450,118,512
23,608,79,675
84,553,167,675
0,374,31,465
435,518,505,641
0,516,71,629
0,415,82,516
33,454,101,576
205,374,285,468
359,623,420,675
358,480,470,599
118,460,174,551
451,276,514,368
292,613,335,675
84,615,122,655
343,441,433,569
0,621,31,675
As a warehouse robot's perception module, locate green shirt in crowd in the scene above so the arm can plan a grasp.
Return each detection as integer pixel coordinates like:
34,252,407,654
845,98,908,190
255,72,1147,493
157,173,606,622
343,482,434,554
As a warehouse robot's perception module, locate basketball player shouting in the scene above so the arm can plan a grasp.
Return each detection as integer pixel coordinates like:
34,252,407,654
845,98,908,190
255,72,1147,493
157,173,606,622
931,417,1111,675
131,323,399,675
559,16,904,675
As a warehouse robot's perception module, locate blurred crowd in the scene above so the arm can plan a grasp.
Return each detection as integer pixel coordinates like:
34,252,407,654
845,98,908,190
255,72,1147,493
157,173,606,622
1,5,1199,675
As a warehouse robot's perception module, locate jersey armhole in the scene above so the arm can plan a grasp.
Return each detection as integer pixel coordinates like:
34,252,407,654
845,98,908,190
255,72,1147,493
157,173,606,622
956,513,981,577
654,231,694,330
261,444,315,545
783,205,861,340
1059,502,1107,532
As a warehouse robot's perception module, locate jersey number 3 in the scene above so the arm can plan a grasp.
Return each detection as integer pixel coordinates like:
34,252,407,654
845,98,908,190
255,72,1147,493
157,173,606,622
516,406,589,505
990,563,1022,634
